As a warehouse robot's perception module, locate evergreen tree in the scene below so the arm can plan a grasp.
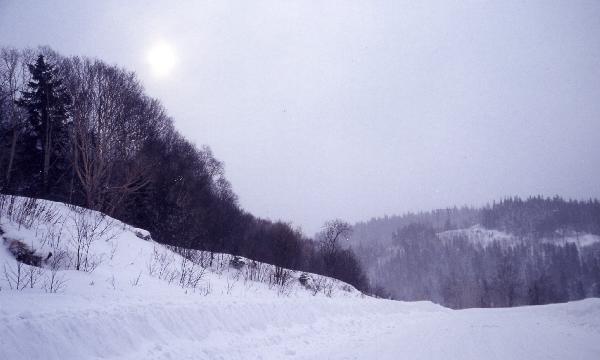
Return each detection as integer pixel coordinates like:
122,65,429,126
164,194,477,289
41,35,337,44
16,55,71,195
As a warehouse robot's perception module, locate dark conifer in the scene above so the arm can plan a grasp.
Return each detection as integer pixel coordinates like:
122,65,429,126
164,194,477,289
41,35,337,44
16,55,71,195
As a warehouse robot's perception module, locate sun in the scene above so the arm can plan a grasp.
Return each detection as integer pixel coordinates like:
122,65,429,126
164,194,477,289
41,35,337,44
147,41,177,78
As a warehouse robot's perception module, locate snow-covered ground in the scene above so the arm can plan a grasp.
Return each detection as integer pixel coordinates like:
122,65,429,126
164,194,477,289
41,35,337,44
1,196,599,359
2,291,599,359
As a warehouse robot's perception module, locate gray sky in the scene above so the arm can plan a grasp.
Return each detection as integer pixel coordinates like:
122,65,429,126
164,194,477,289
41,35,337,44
1,1,599,234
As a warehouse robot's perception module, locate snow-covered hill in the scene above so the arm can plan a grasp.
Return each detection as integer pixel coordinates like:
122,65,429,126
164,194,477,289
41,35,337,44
1,196,599,359
0,196,360,299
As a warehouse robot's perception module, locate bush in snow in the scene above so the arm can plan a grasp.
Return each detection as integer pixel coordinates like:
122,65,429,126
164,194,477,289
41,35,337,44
229,256,245,270
6,239,43,267
299,272,312,287
3,261,27,290
42,269,67,293
2,260,44,291
66,206,117,272
147,245,207,291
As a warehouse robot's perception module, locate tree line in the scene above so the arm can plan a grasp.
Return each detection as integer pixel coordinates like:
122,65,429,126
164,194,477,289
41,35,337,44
369,223,600,308
350,196,600,249
0,47,368,292
350,206,481,248
482,196,600,237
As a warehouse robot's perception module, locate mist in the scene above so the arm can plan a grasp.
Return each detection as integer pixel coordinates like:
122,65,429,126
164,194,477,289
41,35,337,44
2,0,599,233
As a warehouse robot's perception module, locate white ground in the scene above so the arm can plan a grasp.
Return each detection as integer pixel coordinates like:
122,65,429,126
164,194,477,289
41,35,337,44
1,197,599,359
2,292,599,360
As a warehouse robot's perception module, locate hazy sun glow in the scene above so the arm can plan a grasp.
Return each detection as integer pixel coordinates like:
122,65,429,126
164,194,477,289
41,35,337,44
147,41,177,78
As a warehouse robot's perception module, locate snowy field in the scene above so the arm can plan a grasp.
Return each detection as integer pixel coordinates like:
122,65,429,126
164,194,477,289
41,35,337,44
1,196,599,359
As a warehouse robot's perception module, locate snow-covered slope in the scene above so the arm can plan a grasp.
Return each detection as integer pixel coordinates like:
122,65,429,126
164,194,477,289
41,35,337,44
439,224,600,248
1,196,599,359
0,196,360,299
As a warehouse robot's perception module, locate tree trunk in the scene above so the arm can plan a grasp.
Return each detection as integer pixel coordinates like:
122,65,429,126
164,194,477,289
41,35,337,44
4,127,18,188
43,122,52,195
41,95,51,195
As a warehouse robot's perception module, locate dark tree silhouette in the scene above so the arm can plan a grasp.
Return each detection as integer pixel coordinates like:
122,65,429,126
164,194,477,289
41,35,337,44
16,55,71,195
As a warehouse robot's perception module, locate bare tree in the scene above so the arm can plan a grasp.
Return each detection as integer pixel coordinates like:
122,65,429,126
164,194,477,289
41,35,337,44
318,219,352,261
0,48,32,190
65,58,163,214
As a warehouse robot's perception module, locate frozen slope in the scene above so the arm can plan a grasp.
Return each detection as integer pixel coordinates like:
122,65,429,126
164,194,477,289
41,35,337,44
1,196,599,359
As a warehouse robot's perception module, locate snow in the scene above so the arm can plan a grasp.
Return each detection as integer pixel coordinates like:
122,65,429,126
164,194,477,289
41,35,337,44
439,225,517,247
552,232,600,247
2,292,599,359
439,224,600,248
1,196,600,359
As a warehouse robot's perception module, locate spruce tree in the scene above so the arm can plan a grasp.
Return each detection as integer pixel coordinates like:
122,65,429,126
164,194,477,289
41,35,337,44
16,54,71,196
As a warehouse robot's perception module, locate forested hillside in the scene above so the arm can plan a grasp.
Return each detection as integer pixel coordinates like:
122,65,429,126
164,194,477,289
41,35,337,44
0,47,367,291
352,197,600,307
482,196,600,237
351,206,481,248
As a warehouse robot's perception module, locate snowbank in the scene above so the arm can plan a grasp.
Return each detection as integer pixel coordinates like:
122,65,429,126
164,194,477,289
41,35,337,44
1,291,599,359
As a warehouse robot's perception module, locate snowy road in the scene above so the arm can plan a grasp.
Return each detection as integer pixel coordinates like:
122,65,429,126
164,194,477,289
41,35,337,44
1,293,599,360
298,302,600,360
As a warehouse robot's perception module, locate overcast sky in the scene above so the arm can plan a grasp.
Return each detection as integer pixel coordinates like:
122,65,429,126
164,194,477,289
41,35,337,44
1,1,599,234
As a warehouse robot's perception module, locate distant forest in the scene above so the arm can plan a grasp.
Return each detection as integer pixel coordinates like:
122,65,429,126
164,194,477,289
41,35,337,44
352,197,600,308
482,196,600,237
0,47,367,292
